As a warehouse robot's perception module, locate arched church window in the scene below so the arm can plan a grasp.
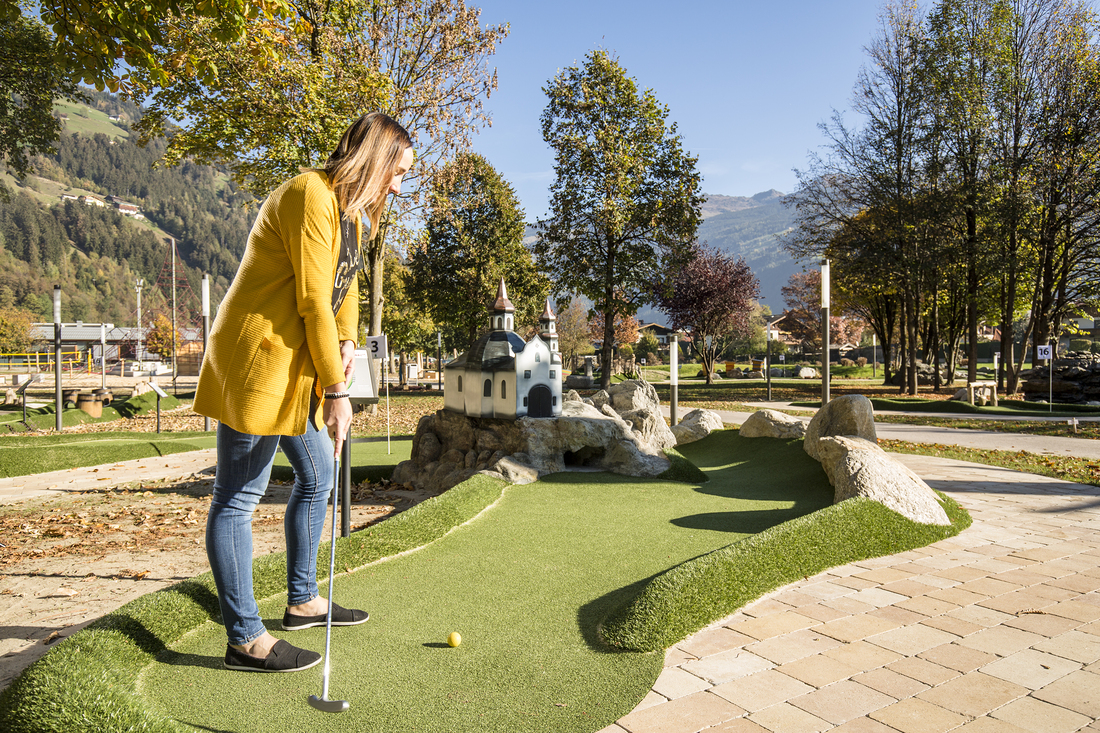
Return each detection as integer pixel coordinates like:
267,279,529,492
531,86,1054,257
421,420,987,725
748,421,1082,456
501,380,507,399
483,379,492,397
457,375,463,392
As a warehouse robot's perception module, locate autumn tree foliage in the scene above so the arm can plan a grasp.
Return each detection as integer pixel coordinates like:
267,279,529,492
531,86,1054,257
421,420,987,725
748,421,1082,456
554,298,593,369
587,311,639,352
656,246,759,384
144,313,181,361
782,270,866,354
0,306,36,353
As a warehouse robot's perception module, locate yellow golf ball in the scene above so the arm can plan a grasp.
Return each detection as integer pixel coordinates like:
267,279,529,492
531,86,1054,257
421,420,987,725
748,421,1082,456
447,632,461,647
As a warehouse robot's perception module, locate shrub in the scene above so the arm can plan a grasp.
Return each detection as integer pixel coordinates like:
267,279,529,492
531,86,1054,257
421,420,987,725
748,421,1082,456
1092,342,1100,354
1069,338,1091,353
840,358,855,367
856,357,868,367
617,344,634,359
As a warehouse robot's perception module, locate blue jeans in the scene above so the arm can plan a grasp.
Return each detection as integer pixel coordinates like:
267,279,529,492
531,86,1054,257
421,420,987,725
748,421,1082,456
206,421,334,645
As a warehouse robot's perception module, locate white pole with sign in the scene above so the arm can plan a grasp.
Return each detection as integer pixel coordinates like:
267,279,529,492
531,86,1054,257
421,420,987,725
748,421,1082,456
363,335,390,452
1037,343,1053,411
670,334,678,426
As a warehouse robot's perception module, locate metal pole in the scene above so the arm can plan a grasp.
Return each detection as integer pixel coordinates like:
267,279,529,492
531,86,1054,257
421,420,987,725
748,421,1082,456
135,278,143,366
100,323,106,389
1049,340,1054,413
872,332,877,379
53,286,62,431
821,259,831,407
766,320,772,402
202,274,211,431
437,331,442,391
170,236,178,395
341,437,351,538
670,334,678,426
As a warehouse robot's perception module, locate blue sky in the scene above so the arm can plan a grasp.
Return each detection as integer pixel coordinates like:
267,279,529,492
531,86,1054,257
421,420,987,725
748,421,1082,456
466,0,886,220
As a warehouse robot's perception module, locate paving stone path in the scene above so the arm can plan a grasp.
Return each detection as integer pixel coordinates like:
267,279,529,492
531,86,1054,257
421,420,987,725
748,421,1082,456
604,453,1100,733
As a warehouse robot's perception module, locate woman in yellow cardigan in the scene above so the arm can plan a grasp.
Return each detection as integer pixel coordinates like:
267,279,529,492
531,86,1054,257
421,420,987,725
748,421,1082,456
195,113,413,673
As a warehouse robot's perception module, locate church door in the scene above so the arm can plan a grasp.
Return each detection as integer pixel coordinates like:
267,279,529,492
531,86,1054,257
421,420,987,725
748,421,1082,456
528,385,552,418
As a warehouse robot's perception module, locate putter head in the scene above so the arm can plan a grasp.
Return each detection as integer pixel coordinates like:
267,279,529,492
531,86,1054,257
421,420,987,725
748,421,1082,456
308,694,350,713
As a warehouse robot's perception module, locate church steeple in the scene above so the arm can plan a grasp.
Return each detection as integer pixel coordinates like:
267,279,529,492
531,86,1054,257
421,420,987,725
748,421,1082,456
539,298,558,352
489,278,515,331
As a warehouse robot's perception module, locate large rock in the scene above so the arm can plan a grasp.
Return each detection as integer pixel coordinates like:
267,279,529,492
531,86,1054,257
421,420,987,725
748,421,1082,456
816,436,951,525
803,394,877,462
520,400,670,477
608,379,660,412
621,404,678,451
671,409,724,445
1020,351,1100,404
740,409,807,439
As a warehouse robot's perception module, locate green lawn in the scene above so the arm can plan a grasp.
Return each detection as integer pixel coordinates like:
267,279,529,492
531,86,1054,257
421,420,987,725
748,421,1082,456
1,431,970,733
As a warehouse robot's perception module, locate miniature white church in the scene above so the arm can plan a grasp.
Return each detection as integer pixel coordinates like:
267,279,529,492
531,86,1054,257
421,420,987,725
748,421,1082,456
443,279,563,419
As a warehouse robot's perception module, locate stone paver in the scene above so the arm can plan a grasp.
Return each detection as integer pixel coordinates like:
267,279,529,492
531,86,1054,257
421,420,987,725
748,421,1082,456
610,453,1100,733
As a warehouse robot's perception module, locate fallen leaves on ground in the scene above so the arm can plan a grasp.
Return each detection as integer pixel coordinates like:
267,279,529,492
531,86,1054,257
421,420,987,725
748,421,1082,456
879,438,1100,486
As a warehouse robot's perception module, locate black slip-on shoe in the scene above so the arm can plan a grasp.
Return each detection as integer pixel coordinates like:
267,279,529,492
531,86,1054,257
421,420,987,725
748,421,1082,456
223,640,322,672
282,602,369,630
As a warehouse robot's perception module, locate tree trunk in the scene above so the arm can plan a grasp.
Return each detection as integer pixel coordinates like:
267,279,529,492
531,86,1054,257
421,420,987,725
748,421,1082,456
600,307,614,391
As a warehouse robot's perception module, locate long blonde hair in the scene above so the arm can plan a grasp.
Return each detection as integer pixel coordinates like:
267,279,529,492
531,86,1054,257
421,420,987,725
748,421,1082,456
323,113,412,239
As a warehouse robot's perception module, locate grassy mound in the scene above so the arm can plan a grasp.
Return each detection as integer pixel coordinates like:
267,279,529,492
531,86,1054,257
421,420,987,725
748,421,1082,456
601,492,971,651
0,474,507,733
0,430,972,733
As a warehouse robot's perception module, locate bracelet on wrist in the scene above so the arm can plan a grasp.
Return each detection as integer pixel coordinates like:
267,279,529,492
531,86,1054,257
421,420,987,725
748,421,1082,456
323,391,350,400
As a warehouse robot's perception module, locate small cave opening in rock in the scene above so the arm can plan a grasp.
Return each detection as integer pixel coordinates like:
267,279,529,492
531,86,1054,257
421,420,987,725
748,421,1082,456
563,445,605,467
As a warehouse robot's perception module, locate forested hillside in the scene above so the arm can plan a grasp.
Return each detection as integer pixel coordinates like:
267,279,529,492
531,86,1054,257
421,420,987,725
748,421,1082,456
0,91,252,328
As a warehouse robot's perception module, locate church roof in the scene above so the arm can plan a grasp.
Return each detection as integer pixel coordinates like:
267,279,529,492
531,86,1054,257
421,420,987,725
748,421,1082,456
446,330,526,373
540,298,555,321
491,278,515,313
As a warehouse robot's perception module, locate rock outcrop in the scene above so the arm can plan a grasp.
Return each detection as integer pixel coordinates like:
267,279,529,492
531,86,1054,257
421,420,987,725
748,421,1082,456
803,394,877,461
1020,351,1100,404
392,380,674,492
740,409,807,439
670,409,725,445
816,436,951,525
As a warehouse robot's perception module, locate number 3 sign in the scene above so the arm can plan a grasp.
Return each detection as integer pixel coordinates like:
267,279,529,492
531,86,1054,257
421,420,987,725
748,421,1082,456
363,334,388,358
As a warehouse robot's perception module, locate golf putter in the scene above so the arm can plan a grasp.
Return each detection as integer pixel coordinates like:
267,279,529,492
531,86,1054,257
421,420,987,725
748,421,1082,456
308,439,350,713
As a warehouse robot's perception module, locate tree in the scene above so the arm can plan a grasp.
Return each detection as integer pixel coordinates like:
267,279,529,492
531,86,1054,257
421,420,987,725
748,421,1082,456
10,0,274,94
553,298,592,370
0,12,82,181
0,306,36,353
408,152,547,349
781,270,824,352
587,311,639,353
129,0,509,343
636,331,661,363
536,50,703,390
381,246,435,385
656,246,760,384
145,313,181,360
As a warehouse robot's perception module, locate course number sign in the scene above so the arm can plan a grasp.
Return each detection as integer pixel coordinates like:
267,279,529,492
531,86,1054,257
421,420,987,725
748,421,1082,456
1036,344,1052,360
364,334,388,359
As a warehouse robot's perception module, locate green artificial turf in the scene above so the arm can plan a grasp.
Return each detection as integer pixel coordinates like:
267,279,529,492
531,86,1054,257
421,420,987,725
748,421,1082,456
0,390,182,433
0,431,217,478
789,396,1100,417
1,430,973,733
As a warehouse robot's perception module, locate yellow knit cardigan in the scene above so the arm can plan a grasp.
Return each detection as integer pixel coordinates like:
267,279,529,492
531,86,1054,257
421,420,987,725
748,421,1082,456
193,171,359,436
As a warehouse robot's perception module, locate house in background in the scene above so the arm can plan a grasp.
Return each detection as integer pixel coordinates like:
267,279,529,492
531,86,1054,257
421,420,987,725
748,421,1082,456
637,320,676,346
443,279,562,419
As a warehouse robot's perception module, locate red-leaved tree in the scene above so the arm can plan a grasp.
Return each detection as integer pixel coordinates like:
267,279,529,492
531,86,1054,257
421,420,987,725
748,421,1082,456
782,270,867,354
656,246,759,384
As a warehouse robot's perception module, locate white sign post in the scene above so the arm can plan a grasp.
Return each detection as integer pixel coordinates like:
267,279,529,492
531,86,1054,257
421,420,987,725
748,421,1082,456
1036,343,1053,412
362,335,390,452
670,335,678,426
